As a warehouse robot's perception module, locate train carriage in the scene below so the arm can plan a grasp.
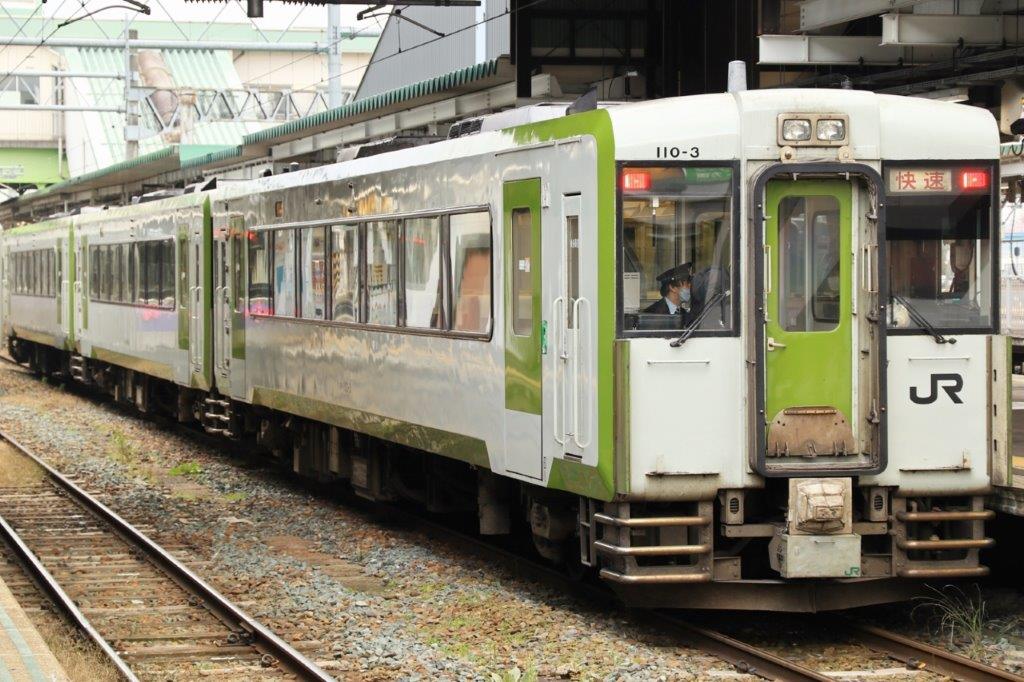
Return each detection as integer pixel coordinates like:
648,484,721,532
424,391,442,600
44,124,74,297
70,193,213,404
0,88,1013,611
1,217,74,372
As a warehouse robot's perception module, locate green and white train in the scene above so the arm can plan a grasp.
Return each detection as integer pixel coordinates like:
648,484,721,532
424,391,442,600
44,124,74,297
0,89,1012,611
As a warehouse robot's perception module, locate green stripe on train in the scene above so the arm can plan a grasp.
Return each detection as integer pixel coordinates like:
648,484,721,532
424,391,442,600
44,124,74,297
251,386,490,468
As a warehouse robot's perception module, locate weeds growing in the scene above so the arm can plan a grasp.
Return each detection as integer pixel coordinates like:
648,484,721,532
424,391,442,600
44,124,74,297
913,584,988,657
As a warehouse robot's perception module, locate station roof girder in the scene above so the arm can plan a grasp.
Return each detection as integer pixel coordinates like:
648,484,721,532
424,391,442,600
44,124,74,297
758,35,949,65
798,0,934,33
881,12,1024,46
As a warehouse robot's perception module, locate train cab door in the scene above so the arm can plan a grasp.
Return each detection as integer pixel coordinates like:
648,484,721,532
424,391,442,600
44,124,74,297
550,193,593,462
761,178,877,474
503,178,544,479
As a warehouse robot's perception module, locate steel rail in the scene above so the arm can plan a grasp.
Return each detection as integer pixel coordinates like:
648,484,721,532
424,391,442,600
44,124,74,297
0,512,140,682
842,620,1024,682
0,427,334,682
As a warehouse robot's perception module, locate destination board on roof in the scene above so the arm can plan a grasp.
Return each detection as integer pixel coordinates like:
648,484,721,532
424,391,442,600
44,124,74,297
887,168,952,194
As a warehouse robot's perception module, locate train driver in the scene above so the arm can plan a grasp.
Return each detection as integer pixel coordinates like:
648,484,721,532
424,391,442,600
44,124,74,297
644,263,692,317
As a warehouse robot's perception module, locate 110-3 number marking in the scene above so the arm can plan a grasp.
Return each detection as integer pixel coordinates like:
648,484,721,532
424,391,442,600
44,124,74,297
656,146,700,159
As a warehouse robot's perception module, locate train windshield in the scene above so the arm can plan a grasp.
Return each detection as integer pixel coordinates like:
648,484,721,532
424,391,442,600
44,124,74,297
886,166,995,332
619,165,734,334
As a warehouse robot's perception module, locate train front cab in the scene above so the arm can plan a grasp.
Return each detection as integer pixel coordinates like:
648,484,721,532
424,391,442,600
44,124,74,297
592,100,1006,611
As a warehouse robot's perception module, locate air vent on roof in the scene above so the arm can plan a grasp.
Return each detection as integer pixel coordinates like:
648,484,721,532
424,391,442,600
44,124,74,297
131,188,185,205
447,118,484,139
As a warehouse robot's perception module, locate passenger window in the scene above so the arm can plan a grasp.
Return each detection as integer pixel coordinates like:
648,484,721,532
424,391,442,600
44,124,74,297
367,221,398,325
272,229,297,317
330,225,361,323
299,226,327,320
128,243,139,304
450,212,492,334
112,244,124,303
101,246,113,301
56,247,62,297
90,246,100,300
511,208,533,336
778,196,840,332
33,250,41,296
160,240,175,308
248,230,272,315
404,217,443,329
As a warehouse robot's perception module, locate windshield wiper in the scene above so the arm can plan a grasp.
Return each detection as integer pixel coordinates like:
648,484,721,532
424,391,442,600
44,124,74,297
670,290,729,348
892,294,955,345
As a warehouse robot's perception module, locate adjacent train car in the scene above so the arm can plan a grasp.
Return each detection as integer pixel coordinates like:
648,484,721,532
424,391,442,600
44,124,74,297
0,88,1011,611
1,216,74,371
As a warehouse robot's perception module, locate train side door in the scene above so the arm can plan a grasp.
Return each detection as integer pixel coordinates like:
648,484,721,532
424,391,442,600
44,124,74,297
188,224,204,379
74,235,86,343
503,178,544,479
550,193,592,461
213,232,231,385
56,239,68,341
763,179,860,472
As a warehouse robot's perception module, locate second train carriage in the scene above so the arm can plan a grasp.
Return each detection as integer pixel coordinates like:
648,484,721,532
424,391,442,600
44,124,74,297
0,88,1015,611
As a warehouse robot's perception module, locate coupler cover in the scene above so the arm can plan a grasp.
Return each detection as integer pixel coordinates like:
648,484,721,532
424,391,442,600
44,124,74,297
769,531,862,578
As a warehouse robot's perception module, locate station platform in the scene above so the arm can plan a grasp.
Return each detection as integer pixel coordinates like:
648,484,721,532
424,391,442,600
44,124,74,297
0,574,68,681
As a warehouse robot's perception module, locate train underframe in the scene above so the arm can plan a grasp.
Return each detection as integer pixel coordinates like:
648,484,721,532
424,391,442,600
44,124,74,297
8,337,995,612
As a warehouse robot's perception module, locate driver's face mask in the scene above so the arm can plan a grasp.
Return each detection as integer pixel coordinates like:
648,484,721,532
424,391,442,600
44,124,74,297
680,286,692,304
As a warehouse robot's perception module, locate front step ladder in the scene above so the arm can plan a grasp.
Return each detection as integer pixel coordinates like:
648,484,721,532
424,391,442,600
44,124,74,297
201,395,236,438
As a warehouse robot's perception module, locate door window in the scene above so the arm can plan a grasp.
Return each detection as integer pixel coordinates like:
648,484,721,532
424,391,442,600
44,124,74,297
511,207,534,336
777,196,841,332
566,214,580,328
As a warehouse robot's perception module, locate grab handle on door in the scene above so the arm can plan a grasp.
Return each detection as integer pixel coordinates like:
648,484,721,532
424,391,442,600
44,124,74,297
767,336,787,351
572,297,592,449
551,296,565,446
764,244,772,295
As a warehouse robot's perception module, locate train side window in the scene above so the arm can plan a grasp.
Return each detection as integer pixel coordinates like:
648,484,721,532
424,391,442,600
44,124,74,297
101,246,113,302
90,246,100,300
248,230,272,315
404,216,443,329
450,212,492,334
160,240,175,308
330,224,361,323
112,244,123,303
367,220,398,326
511,207,534,336
33,250,41,296
273,229,297,317
299,226,327,320
178,233,189,311
128,243,139,303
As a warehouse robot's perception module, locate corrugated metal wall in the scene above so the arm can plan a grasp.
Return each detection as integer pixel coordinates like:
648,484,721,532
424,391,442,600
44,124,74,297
356,0,509,100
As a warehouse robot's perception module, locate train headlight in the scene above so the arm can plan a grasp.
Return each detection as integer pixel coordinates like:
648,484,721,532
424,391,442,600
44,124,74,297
816,118,846,142
781,118,812,142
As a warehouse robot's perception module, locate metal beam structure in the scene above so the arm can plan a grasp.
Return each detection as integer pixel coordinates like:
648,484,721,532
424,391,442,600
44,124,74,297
2,70,124,79
880,12,1024,46
0,104,125,112
758,34,948,65
0,34,376,53
798,0,932,32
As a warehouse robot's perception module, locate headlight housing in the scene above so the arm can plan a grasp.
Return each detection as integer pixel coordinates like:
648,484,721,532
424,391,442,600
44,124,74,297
816,118,846,142
781,118,811,142
777,113,850,147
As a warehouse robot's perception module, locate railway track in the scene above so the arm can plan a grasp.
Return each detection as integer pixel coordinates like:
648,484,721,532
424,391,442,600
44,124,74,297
1,357,1023,681
0,427,333,681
